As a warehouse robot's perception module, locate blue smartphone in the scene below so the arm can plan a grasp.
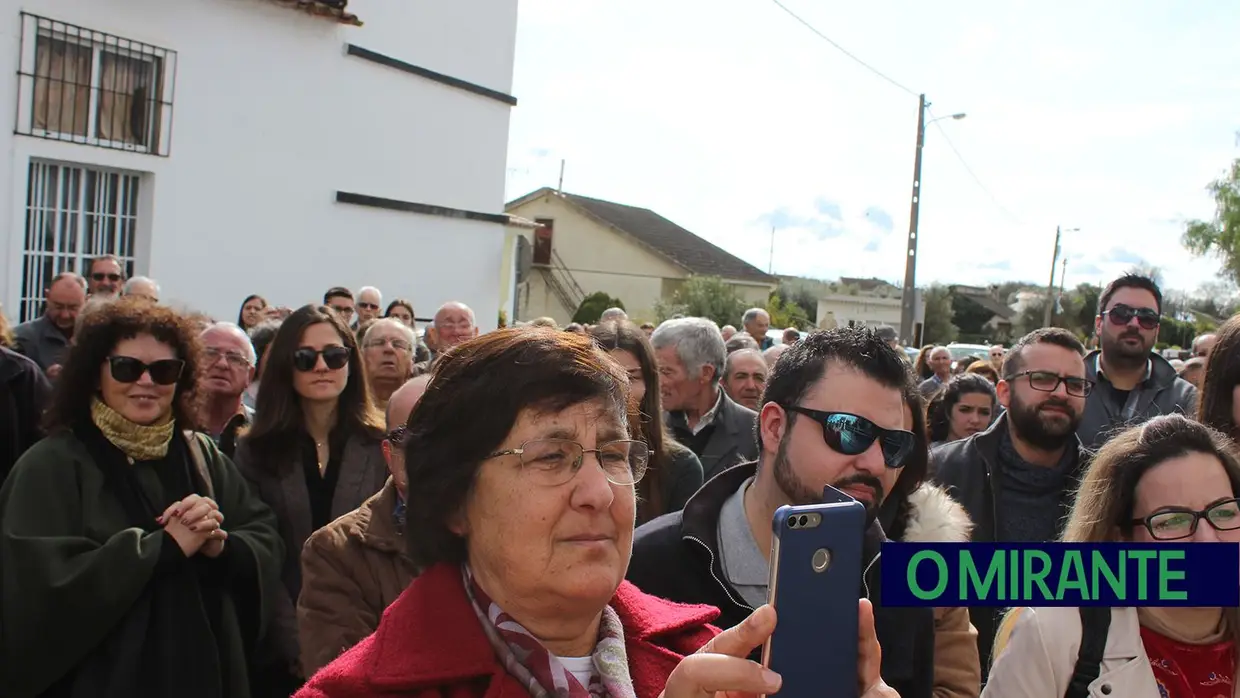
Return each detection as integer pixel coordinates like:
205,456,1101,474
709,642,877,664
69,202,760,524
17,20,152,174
760,485,867,698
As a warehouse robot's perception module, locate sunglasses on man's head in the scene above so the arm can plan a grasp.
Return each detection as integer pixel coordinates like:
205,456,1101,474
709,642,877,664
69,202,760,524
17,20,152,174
108,356,185,385
293,346,350,372
782,405,916,468
1103,304,1160,330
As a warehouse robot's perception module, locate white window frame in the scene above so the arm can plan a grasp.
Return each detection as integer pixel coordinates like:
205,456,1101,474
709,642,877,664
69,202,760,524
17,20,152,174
18,160,143,322
15,13,177,156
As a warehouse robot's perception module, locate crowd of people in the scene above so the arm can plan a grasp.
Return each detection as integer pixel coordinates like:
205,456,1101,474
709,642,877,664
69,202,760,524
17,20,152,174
0,258,1237,698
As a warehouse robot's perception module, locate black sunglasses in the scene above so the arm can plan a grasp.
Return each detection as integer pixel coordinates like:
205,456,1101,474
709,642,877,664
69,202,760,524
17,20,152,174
293,346,351,372
92,272,122,282
783,405,916,468
1103,303,1160,330
107,356,185,385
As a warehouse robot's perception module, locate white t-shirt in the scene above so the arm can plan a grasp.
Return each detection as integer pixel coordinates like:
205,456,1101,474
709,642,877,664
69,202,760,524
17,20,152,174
555,655,595,688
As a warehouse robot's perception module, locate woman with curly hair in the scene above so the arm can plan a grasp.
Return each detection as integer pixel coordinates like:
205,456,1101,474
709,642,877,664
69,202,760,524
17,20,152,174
0,297,284,698
927,373,997,448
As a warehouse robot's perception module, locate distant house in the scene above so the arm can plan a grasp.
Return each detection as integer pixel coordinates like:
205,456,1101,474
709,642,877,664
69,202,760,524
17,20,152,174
952,285,1016,336
501,187,775,323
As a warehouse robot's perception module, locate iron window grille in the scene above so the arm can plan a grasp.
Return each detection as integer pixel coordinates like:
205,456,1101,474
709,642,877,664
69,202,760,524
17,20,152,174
19,160,141,322
14,13,177,156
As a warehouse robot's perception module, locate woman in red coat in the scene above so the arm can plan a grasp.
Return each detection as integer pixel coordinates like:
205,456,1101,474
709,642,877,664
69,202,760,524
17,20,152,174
297,327,897,698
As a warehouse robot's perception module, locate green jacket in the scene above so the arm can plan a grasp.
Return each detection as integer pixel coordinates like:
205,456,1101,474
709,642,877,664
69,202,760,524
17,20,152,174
0,430,285,697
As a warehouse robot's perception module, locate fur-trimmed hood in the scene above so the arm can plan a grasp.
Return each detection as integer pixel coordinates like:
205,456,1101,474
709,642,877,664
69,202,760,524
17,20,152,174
900,483,974,543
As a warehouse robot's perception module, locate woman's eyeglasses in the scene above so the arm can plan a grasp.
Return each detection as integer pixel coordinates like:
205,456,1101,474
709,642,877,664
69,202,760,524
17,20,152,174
782,406,916,468
1102,303,1161,330
487,438,650,487
386,425,408,445
293,346,351,372
107,356,185,385
1131,498,1240,540
1005,370,1094,398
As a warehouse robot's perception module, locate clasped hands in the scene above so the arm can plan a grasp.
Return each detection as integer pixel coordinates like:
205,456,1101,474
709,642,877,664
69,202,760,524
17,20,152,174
660,599,899,698
156,494,227,558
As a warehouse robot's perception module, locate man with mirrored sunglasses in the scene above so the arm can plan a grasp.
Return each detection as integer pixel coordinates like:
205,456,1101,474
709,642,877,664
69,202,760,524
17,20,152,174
1077,273,1197,451
930,327,1094,673
629,326,937,698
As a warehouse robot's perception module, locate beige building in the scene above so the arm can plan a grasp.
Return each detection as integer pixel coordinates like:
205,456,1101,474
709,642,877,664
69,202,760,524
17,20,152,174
502,187,774,324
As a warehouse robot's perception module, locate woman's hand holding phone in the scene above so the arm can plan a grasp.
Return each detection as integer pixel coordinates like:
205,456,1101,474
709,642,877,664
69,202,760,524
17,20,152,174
660,601,899,698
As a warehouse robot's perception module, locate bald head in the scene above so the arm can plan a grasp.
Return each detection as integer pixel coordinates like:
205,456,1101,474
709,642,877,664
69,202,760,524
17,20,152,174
762,343,788,368
387,374,431,431
432,301,477,351
122,276,159,303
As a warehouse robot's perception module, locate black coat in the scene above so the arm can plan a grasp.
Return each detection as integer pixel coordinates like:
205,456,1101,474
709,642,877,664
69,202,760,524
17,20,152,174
0,347,51,486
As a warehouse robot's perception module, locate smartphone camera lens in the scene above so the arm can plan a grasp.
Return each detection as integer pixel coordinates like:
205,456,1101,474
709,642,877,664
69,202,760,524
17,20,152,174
798,515,808,527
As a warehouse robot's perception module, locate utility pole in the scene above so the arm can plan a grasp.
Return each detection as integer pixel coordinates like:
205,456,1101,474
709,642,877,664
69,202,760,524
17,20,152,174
768,226,776,274
1043,226,1061,328
898,94,927,345
557,159,565,193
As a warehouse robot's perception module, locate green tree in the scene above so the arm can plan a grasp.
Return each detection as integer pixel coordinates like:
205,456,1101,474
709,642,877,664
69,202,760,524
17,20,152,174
573,292,625,324
921,284,958,344
766,293,811,330
950,294,995,343
1183,158,1240,285
653,276,747,327
776,283,819,322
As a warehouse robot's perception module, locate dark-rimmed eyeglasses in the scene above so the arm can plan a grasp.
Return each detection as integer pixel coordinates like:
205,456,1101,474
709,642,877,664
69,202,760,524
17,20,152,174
92,272,121,282
107,356,185,385
1130,498,1240,540
293,346,350,372
386,425,407,445
781,406,916,468
1005,370,1094,398
1102,303,1160,330
487,438,650,487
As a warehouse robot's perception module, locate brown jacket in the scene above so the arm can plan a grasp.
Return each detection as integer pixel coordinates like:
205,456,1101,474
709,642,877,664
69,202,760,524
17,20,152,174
296,478,419,676
901,484,982,698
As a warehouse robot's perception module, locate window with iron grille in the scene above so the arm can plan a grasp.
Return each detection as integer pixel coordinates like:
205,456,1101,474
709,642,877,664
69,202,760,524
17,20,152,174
19,160,141,322
15,13,177,156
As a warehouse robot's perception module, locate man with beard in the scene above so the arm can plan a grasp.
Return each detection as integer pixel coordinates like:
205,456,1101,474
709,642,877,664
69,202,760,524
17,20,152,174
930,327,1092,672
1077,274,1196,450
628,327,936,698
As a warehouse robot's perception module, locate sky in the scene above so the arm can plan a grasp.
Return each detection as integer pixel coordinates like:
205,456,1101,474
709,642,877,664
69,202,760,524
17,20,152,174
503,1,1240,296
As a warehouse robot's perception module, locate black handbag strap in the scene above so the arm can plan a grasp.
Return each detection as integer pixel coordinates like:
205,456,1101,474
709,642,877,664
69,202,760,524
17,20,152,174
1065,606,1111,698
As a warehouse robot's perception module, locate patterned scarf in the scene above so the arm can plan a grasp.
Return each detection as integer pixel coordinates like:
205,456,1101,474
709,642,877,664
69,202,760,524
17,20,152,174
91,396,176,461
461,565,636,698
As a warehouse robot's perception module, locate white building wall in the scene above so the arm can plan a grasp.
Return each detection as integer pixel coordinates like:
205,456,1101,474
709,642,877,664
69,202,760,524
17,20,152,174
0,0,518,330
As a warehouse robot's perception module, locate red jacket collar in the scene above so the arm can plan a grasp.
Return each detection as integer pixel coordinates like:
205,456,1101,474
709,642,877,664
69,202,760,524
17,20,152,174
364,562,720,691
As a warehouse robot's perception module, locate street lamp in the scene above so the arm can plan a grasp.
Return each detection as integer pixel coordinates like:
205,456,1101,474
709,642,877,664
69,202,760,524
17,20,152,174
898,95,967,346
1043,226,1080,327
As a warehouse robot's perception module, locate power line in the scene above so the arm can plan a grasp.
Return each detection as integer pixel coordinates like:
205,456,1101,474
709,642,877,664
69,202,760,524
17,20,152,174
767,0,1025,226
768,0,918,98
927,107,1024,224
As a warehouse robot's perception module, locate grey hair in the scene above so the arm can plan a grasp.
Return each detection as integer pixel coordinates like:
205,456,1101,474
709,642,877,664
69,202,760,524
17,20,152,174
201,321,257,365
600,307,628,322
650,317,726,385
742,308,769,326
122,276,160,296
433,301,476,327
725,348,765,377
725,333,760,354
362,317,416,348
74,295,115,337
358,285,382,300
